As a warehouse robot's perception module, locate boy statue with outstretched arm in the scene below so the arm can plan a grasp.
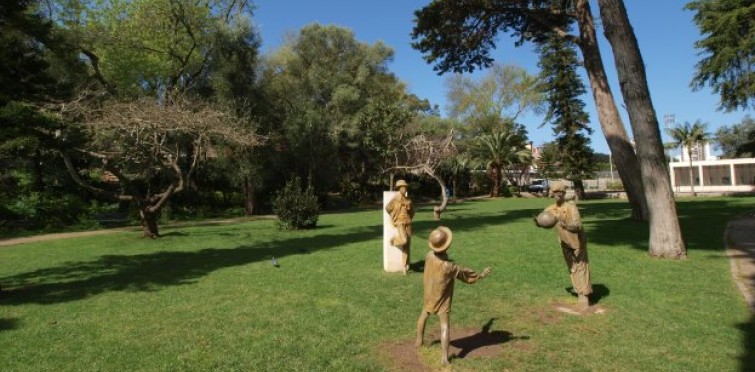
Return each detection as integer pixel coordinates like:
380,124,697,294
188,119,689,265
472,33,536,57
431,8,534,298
415,226,491,365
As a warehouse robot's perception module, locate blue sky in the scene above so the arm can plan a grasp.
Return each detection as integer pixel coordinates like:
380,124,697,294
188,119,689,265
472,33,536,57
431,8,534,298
253,0,752,155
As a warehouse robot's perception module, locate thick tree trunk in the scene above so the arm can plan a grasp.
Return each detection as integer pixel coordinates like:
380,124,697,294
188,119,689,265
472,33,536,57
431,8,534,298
598,0,686,258
573,179,586,200
139,206,160,239
575,0,648,221
489,165,501,198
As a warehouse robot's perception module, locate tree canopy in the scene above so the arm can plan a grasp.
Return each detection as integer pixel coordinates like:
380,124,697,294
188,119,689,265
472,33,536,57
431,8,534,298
714,115,755,158
686,0,755,111
537,32,595,198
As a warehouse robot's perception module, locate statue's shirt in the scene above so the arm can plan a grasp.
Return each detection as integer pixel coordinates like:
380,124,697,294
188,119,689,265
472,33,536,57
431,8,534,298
422,251,484,314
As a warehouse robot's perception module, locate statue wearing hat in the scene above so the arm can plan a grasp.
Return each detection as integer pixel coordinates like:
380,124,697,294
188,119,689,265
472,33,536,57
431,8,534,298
415,226,492,365
385,180,415,274
534,181,593,308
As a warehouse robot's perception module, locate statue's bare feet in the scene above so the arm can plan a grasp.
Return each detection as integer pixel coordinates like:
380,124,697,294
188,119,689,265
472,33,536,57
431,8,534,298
414,338,423,348
440,358,451,366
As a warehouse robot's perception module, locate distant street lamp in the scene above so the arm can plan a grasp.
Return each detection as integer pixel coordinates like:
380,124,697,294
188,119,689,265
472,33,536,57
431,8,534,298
609,153,614,182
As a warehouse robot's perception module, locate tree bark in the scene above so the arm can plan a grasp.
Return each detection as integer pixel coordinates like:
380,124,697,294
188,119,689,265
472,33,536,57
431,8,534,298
452,177,458,203
139,204,160,238
573,179,586,200
490,165,501,198
243,176,255,215
598,0,686,258
426,167,449,220
575,0,648,221
687,151,697,197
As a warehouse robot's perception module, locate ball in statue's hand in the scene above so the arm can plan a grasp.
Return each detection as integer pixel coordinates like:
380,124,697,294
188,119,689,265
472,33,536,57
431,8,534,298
536,211,557,229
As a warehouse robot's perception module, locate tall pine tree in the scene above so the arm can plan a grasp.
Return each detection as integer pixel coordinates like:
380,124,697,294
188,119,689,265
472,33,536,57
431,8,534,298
537,33,596,199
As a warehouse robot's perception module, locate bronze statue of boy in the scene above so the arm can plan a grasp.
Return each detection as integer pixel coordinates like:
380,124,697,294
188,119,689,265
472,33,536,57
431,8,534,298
385,180,415,274
415,226,491,365
534,182,593,308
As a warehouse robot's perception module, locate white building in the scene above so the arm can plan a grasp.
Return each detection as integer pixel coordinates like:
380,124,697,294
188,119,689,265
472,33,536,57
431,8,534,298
669,157,755,193
678,141,716,162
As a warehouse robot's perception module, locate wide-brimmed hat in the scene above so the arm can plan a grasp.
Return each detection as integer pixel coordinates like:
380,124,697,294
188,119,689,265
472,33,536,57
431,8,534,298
428,226,453,253
395,180,409,188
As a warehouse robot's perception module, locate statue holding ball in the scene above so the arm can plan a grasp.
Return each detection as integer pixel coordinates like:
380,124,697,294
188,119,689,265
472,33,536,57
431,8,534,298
534,182,592,309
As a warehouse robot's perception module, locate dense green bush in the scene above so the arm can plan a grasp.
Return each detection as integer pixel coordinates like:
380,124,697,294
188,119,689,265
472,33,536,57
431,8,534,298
606,180,624,191
272,177,319,230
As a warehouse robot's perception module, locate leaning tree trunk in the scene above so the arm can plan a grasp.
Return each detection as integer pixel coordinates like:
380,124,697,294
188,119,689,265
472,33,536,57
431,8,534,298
139,204,161,239
575,0,648,221
599,0,686,258
425,167,449,220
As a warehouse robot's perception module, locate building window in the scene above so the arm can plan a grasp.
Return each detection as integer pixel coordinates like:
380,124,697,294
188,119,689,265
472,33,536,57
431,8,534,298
703,165,730,186
735,164,755,186
674,166,700,186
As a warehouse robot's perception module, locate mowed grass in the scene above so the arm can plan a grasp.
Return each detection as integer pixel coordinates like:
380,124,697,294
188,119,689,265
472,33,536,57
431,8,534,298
1,196,753,371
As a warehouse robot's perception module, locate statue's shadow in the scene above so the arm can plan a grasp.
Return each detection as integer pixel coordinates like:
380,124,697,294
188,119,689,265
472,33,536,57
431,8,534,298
430,318,529,360
565,283,610,304
409,260,425,273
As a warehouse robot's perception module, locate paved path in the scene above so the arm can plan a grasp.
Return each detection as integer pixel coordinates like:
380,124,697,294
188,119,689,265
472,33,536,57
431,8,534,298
725,211,755,312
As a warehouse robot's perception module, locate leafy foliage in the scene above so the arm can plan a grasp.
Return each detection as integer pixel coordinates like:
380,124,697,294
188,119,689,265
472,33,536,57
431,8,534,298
470,126,531,197
259,24,421,199
0,1,91,229
686,0,755,111
666,120,711,196
272,177,319,230
411,0,564,74
537,32,596,194
714,115,755,157
446,63,544,132
666,120,711,159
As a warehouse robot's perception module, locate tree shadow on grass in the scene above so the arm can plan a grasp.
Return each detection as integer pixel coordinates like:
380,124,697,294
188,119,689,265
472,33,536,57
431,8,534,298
0,224,382,306
412,206,543,235
3,197,751,306
738,313,755,372
0,318,20,331
563,198,755,252
0,205,543,307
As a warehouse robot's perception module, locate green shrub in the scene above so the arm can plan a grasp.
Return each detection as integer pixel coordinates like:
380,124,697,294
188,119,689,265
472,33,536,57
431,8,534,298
606,180,624,191
272,177,319,230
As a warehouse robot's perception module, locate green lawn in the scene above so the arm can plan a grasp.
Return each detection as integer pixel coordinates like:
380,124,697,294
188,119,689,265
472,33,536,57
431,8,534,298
1,197,753,371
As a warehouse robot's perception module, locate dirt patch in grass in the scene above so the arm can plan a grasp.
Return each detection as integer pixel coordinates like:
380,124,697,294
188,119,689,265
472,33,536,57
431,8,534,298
534,306,563,325
379,326,519,371
380,340,431,372
552,302,608,316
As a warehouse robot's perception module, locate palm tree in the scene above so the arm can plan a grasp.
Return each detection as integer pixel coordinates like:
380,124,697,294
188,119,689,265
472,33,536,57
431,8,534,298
471,129,531,197
666,120,710,196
